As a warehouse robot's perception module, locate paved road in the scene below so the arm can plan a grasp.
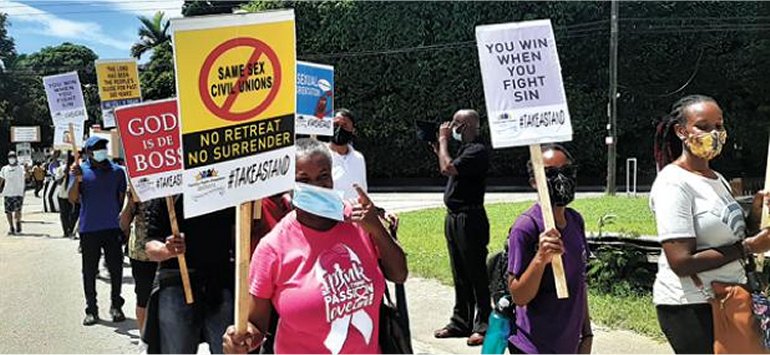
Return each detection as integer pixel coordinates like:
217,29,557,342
0,191,670,353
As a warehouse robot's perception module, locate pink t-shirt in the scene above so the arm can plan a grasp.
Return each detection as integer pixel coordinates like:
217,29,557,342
249,211,385,354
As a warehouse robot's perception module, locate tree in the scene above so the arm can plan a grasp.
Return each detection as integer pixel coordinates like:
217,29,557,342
182,0,250,16
130,11,170,60
140,42,175,100
12,43,100,132
241,1,770,184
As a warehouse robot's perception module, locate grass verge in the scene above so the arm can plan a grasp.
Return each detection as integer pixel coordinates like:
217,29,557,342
397,196,663,340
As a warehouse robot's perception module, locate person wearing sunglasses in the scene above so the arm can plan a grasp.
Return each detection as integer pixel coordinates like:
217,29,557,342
506,144,592,354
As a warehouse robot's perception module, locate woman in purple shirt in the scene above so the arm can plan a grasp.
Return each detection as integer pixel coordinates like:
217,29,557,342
507,144,592,354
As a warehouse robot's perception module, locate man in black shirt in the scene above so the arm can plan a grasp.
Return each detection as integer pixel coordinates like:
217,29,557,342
143,195,236,353
431,109,491,347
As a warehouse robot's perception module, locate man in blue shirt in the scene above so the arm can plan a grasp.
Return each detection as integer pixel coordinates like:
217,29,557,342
69,136,127,326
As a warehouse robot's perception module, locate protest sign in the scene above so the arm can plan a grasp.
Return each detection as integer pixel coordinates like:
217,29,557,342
114,99,183,202
477,19,572,299
172,8,296,324
95,59,142,128
476,19,572,149
171,10,296,218
11,126,40,143
296,61,334,136
43,71,87,150
115,98,193,304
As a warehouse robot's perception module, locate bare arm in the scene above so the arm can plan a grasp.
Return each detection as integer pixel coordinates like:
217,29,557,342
247,297,272,340
436,138,458,177
663,229,770,277
119,196,136,235
508,228,563,306
67,179,80,204
352,185,408,283
145,233,185,262
222,297,272,354
67,164,81,204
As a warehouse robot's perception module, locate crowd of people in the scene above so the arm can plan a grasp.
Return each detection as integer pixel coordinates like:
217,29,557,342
1,96,770,354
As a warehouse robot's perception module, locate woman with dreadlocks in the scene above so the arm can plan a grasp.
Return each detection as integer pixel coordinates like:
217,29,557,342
650,95,770,353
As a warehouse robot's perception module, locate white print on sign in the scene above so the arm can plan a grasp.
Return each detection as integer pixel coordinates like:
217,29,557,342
476,19,572,148
314,244,375,354
182,145,295,218
131,172,183,202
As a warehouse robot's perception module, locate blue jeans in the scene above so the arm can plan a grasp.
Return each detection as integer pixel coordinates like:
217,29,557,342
158,285,233,354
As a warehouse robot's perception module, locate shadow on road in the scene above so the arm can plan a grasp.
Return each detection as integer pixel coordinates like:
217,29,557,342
98,316,142,341
9,233,54,239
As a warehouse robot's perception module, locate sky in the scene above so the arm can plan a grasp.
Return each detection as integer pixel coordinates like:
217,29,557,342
1,0,185,62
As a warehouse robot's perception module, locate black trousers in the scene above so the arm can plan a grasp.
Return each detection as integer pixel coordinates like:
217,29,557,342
657,303,714,354
81,228,125,314
57,198,78,236
444,208,492,334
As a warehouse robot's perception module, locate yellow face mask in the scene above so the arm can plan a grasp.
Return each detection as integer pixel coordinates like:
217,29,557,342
685,129,727,160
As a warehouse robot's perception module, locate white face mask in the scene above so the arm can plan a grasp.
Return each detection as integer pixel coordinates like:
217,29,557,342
8,158,17,165
452,127,463,142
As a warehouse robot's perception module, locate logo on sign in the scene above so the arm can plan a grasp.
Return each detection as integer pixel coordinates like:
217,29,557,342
198,37,282,122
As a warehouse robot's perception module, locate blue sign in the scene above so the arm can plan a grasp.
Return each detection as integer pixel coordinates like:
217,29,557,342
296,61,334,136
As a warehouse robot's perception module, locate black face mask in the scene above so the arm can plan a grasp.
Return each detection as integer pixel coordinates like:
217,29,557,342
331,125,354,145
545,165,577,207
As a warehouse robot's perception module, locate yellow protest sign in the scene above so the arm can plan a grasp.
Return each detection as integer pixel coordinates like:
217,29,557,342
95,59,141,101
95,59,142,128
171,10,296,218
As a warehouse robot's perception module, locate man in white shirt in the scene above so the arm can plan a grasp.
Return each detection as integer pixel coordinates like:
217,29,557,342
0,151,27,235
329,109,398,229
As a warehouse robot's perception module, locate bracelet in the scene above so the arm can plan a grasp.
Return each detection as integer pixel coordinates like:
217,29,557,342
581,334,594,339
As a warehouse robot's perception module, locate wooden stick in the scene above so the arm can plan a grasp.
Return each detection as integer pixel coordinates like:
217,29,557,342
68,123,82,182
165,196,194,304
529,144,569,299
235,200,258,333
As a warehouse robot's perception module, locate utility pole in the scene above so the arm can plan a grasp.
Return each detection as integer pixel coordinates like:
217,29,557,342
606,0,619,196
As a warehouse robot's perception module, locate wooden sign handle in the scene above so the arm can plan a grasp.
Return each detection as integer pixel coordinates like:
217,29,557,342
529,144,569,299
235,200,259,333
68,122,82,182
165,196,194,304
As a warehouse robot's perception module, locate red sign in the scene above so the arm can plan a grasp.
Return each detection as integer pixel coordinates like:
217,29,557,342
198,37,282,122
114,99,182,178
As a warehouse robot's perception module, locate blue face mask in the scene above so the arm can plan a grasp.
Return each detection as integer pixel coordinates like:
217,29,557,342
92,149,109,163
292,182,344,221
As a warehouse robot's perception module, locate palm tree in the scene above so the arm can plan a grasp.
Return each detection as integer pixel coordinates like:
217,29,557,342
131,11,170,60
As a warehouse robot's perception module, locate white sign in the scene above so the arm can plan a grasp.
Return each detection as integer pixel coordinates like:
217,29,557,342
476,19,572,148
10,126,40,143
42,71,88,149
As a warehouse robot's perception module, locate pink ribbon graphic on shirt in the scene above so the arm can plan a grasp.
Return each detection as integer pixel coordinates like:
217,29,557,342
315,244,375,354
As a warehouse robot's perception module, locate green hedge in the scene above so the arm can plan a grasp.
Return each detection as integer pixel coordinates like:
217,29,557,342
242,1,770,184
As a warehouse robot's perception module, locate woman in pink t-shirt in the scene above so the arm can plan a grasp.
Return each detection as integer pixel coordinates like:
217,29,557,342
223,138,408,354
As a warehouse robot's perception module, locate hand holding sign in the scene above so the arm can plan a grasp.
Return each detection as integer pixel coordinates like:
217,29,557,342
477,19,572,299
